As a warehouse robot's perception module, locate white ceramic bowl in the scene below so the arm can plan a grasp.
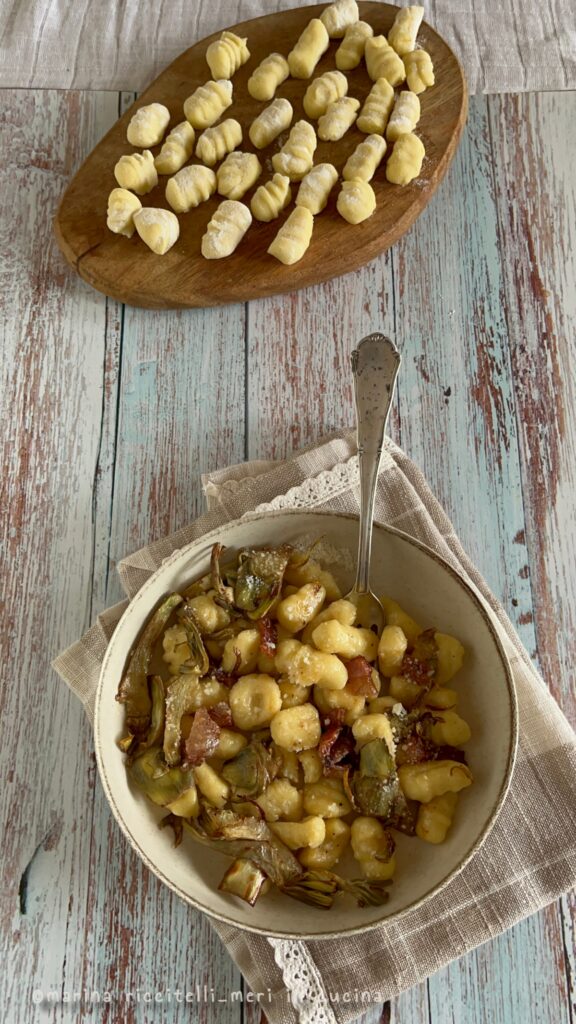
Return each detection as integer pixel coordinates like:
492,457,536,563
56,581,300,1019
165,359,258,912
95,509,517,939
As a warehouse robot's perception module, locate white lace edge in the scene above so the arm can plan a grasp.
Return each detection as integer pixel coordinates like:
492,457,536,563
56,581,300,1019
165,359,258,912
267,938,338,1024
252,458,361,514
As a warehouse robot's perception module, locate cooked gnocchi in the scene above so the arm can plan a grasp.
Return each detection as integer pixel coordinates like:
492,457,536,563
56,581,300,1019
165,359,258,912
120,543,473,912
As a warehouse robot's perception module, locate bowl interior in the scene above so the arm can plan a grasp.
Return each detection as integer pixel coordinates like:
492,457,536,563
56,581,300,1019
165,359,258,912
95,509,517,939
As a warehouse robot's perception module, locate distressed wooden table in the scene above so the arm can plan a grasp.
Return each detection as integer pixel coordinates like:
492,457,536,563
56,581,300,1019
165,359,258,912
1,86,574,1023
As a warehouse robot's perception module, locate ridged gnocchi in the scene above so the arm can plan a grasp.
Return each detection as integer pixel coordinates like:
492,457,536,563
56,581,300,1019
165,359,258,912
365,35,406,86
271,120,317,180
268,206,314,265
183,79,233,129
126,103,170,147
154,121,195,175
249,98,293,149
113,150,158,194
303,70,348,119
165,164,217,212
343,134,387,182
206,31,250,79
248,52,290,101
386,90,421,142
335,20,373,70
386,132,425,184
250,173,291,222
133,208,180,255
404,49,435,94
320,0,360,38
318,97,360,141
296,163,338,214
357,77,395,134
337,178,377,224
201,199,252,258
416,792,458,844
388,5,424,56
196,118,243,167
288,18,330,79
106,188,142,237
217,151,262,200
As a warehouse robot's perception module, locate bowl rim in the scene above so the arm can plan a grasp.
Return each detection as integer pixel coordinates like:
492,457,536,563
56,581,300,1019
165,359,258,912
94,507,519,940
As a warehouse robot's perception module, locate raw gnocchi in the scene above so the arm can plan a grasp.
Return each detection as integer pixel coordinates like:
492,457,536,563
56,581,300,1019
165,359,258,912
386,90,421,142
249,98,293,149
250,173,292,222
106,188,142,237
287,18,330,79
154,121,195,174
216,151,262,200
337,178,377,224
388,5,424,56
404,49,435,94
126,103,170,147
183,79,233,129
201,199,252,259
335,20,373,70
303,70,348,119
356,77,395,134
296,163,338,214
343,134,387,182
268,207,314,265
317,97,360,141
165,164,217,212
206,31,250,80
365,35,406,86
272,120,317,181
113,150,158,194
248,53,290,101
133,208,180,255
385,132,425,185
196,118,243,167
320,0,360,38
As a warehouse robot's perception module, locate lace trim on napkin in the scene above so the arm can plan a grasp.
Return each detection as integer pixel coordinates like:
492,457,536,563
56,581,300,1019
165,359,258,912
267,939,338,1024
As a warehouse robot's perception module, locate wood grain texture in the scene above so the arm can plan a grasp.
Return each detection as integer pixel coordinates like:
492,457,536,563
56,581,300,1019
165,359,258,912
54,1,467,309
1,85,575,1024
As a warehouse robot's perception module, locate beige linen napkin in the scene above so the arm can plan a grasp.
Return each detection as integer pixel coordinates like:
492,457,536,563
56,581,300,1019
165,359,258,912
54,432,576,1024
1,0,576,94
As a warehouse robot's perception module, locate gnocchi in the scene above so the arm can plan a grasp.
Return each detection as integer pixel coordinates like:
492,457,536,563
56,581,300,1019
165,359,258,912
229,674,282,730
201,199,252,259
303,70,348,119
296,163,338,214
276,639,348,690
250,173,291,222
248,53,290,101
298,818,350,869
165,164,217,213
416,792,458,844
187,592,230,634
256,779,304,822
404,49,435,94
317,97,360,141
133,208,180,255
249,98,293,149
356,77,395,134
196,118,243,167
386,90,421,142
221,628,260,674
113,150,158,194
303,779,351,818
365,35,406,86
183,79,233,129
287,18,330,79
270,702,321,751
276,582,326,633
398,760,473,802
343,135,387,182
312,619,379,660
271,120,317,181
313,684,366,726
377,624,408,676
386,132,425,185
154,121,195,175
320,0,360,38
335,21,373,70
270,816,326,849
217,151,262,200
106,188,142,237
351,817,396,880
206,31,250,80
268,206,314,265
301,598,356,644
126,102,170,147
388,5,424,56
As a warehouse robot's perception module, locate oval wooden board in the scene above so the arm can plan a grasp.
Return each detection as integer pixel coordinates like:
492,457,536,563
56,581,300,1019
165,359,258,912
54,2,468,309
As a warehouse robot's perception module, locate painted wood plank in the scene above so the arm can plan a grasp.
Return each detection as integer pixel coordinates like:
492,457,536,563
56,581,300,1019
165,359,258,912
0,88,118,1018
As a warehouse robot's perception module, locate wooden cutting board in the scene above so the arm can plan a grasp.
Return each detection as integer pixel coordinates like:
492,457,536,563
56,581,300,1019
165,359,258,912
54,2,467,309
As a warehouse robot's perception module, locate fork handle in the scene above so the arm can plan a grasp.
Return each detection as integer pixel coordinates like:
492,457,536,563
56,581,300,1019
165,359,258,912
351,333,401,593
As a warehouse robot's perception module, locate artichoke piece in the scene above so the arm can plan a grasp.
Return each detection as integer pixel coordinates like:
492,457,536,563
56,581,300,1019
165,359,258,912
351,739,400,819
234,545,293,619
164,673,202,766
211,543,235,605
129,747,198,812
281,869,391,909
133,675,166,757
159,812,184,846
185,809,302,886
222,741,279,796
218,858,269,905
177,604,209,675
116,593,182,734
